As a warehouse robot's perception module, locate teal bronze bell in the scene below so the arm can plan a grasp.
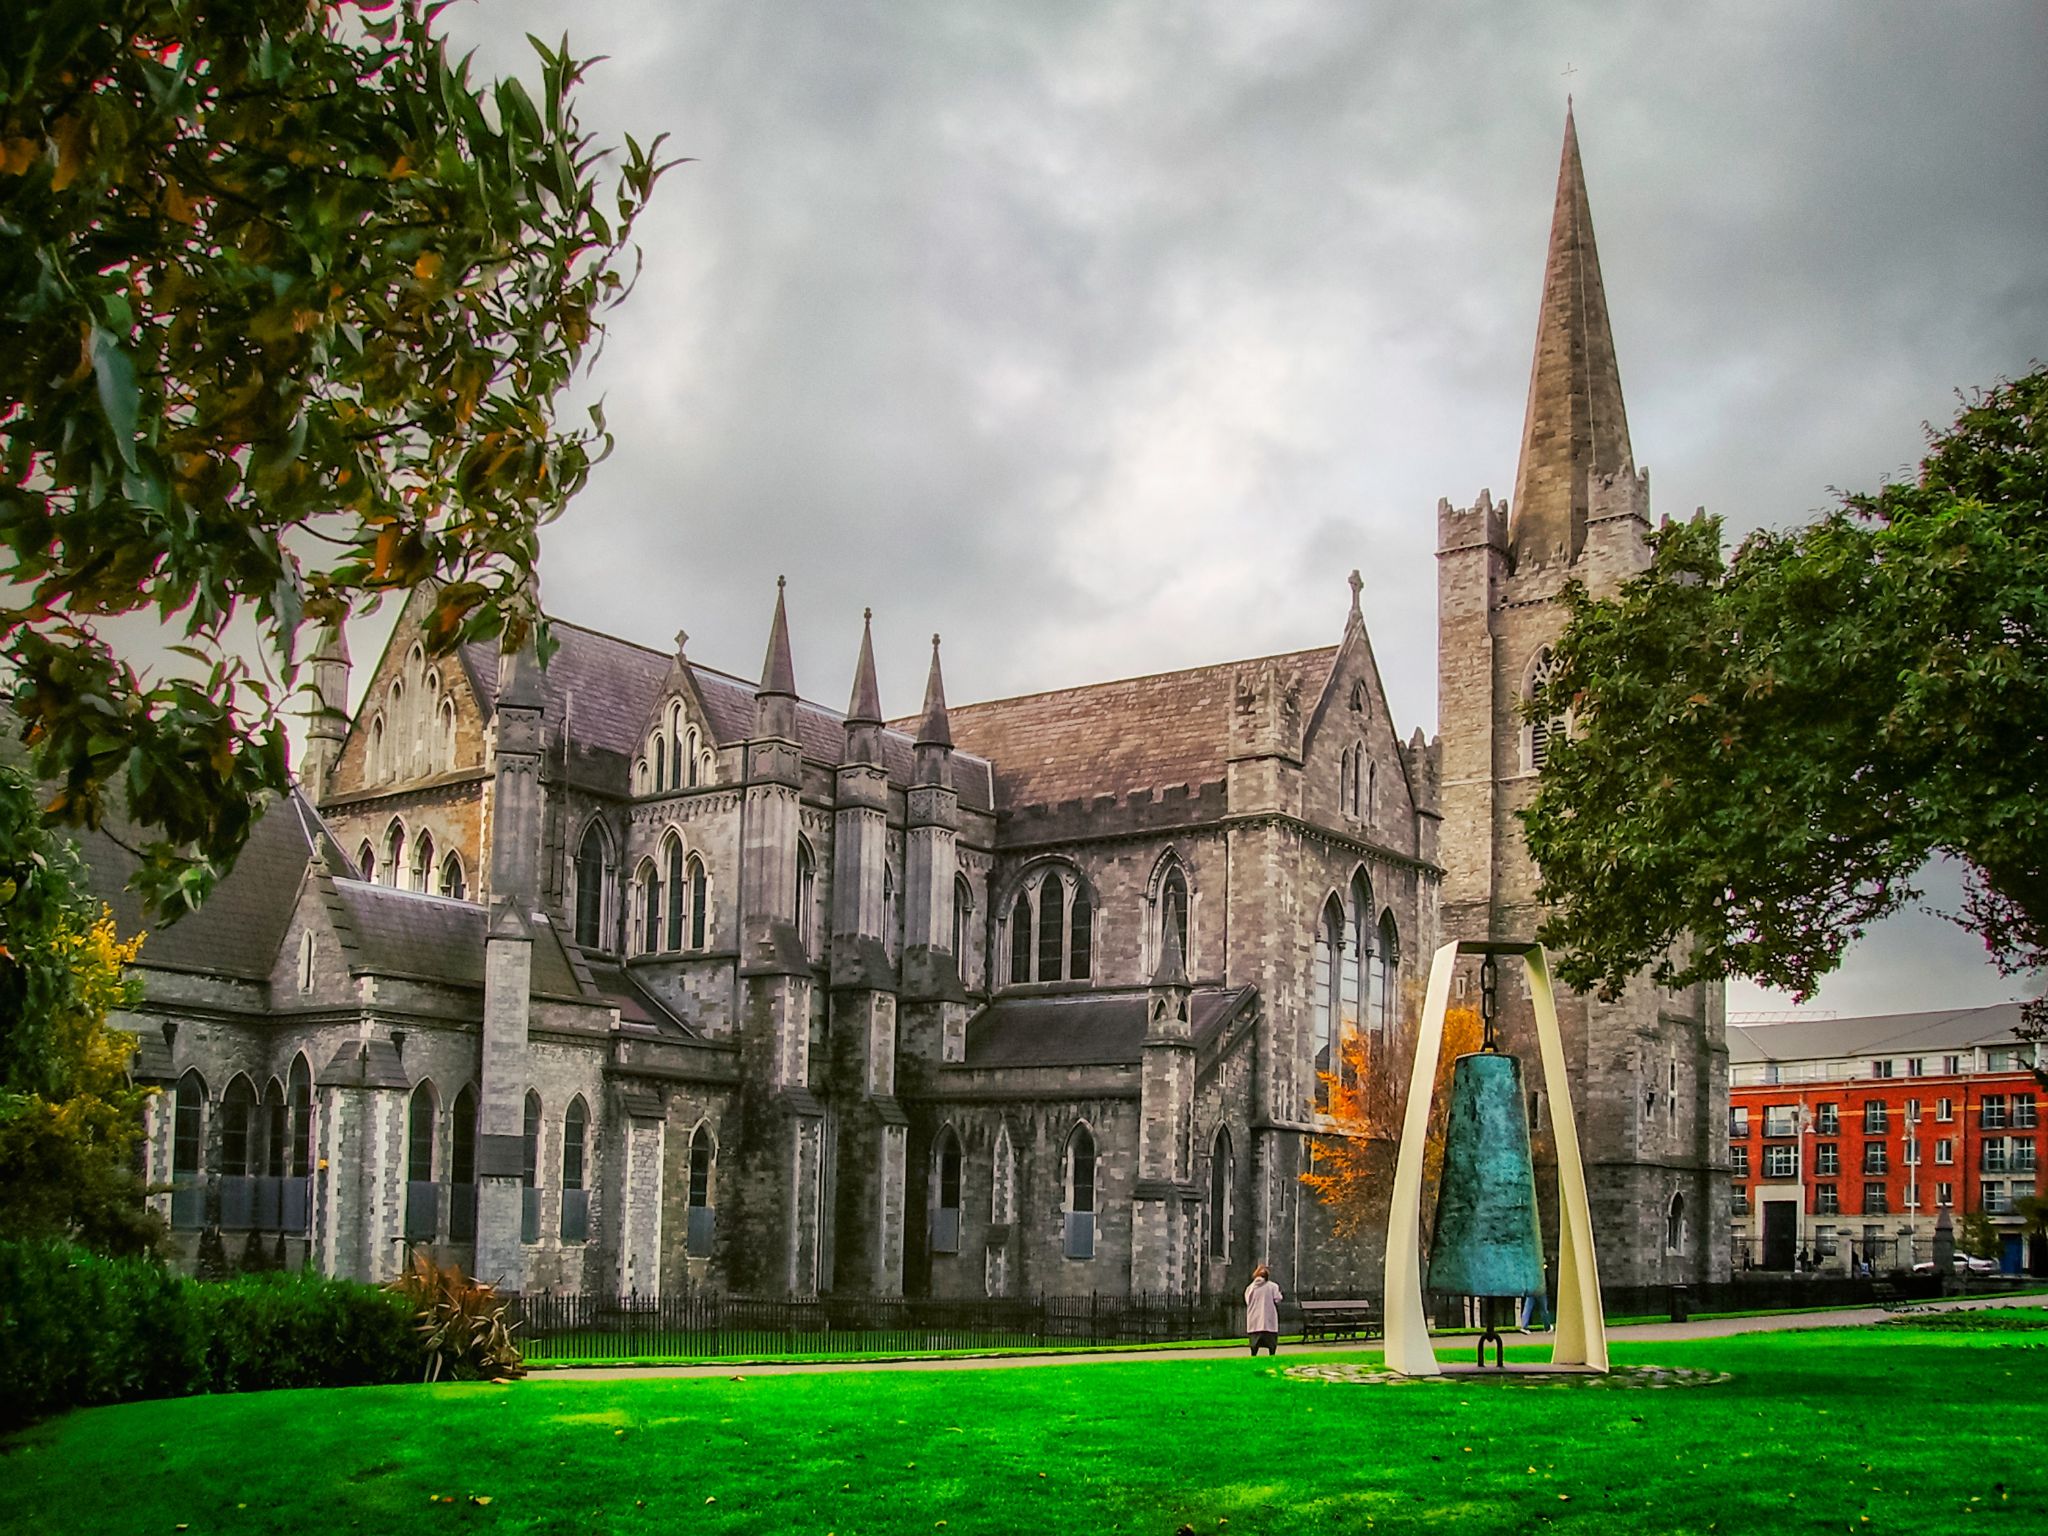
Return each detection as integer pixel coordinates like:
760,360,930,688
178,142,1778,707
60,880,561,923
1425,1048,1544,1300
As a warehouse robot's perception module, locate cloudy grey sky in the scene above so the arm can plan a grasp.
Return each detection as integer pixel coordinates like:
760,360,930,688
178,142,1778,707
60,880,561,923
419,1,2046,1019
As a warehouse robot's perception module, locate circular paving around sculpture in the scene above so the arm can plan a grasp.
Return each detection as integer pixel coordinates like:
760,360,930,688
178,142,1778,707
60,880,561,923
1280,1363,1733,1389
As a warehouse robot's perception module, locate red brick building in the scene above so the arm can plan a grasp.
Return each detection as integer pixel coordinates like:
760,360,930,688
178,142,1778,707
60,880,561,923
1727,1004,2042,1274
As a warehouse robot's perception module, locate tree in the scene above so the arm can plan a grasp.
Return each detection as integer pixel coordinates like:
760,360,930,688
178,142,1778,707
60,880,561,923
1524,368,2048,1082
1,1,673,913
1303,1005,1483,1242
0,766,158,1253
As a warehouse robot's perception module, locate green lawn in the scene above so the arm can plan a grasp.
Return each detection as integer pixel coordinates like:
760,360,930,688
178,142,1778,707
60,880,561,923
5,1319,2043,1535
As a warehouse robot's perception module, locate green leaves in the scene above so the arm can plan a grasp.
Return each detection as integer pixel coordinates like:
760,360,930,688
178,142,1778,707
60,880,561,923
1523,369,2048,1008
1,0,673,912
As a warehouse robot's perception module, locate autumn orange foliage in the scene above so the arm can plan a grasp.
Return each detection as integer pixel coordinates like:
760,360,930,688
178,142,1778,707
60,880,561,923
1301,1005,1484,1238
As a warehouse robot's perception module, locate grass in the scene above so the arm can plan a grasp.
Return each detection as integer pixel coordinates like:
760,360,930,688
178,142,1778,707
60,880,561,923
5,1317,2045,1535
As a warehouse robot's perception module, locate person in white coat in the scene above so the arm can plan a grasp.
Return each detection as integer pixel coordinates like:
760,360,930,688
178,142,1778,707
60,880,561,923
1244,1263,1282,1356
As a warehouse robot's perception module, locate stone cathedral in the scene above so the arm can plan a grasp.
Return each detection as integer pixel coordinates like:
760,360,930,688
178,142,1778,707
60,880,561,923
104,111,1728,1301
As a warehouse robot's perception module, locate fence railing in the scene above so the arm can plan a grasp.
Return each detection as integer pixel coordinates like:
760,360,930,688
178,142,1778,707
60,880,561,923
512,1290,1244,1362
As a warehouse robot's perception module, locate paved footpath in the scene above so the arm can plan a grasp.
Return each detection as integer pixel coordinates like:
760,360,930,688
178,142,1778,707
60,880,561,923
536,1291,2041,1382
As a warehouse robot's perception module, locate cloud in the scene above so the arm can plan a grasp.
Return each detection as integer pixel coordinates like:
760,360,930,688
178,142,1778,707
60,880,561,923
417,2,2048,1014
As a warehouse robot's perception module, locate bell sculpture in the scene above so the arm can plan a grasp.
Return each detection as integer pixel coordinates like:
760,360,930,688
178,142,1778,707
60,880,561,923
1425,953,1545,1368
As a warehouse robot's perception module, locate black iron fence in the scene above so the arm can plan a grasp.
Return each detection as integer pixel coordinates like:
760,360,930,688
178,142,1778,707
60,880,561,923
513,1290,1243,1362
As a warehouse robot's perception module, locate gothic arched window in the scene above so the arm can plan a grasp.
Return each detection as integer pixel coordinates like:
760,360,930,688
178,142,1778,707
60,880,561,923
1037,876,1064,980
385,820,405,887
688,855,708,949
451,1085,477,1241
686,727,701,787
634,858,660,955
287,1055,312,1179
561,1096,589,1243
440,851,466,902
1007,866,1094,984
221,1075,257,1178
405,1079,438,1241
686,1125,716,1257
797,840,817,955
652,732,666,792
952,874,973,966
1312,897,1344,1110
1375,910,1401,1038
1526,647,1567,771
410,830,434,893
1063,1124,1097,1259
668,705,685,790
1209,1127,1233,1261
1665,1192,1686,1255
664,833,687,952
356,840,375,883
932,1127,963,1254
1160,864,1189,969
520,1090,542,1243
574,823,608,950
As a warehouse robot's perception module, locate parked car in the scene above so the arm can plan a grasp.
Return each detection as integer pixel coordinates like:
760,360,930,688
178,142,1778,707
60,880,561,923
1912,1254,1999,1275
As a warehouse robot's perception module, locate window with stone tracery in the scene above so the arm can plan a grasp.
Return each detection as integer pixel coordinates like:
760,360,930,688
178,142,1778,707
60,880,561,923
1003,865,1094,985
1526,647,1568,771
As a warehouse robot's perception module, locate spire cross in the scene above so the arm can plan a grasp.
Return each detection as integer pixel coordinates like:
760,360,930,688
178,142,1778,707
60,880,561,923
1347,569,1363,614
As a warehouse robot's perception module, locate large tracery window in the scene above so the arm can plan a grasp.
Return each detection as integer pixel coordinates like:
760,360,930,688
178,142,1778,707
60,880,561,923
1007,866,1093,984
1526,647,1567,771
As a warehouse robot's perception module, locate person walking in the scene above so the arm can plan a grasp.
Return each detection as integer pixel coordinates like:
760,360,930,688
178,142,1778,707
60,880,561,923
1245,1263,1282,1356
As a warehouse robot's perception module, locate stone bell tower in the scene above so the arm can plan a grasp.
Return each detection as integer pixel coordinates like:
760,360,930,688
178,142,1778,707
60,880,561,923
1435,105,1729,1287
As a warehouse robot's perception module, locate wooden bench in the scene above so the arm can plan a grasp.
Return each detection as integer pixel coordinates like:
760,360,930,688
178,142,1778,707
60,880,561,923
1298,1299,1380,1342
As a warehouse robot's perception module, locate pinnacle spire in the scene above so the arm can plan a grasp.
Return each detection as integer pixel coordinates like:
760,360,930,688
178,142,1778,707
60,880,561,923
758,575,797,699
1151,921,1188,988
1508,103,1635,569
915,633,952,749
847,607,883,725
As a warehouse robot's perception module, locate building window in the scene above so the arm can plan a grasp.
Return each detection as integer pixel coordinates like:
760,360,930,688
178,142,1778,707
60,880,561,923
1936,1181,1954,1207
1728,1106,1749,1138
1815,1183,1839,1214
520,1091,541,1244
1063,1125,1097,1259
1816,1102,1839,1135
668,705,685,791
1373,911,1399,1038
574,823,609,950
1339,747,1353,817
1942,1055,1962,1076
1982,1138,2009,1174
686,726,700,787
220,1076,255,1185
1160,864,1189,968
1927,1136,1952,1165
1764,1144,1797,1179
1006,867,1094,984
881,864,897,958
634,859,660,954
1936,1097,1954,1123
1664,1193,1685,1255
2016,1095,2039,1130
1731,1186,1749,1214
2015,1139,2037,1174
406,1081,437,1242
410,830,434,893
1311,897,1342,1111
952,874,974,967
298,930,316,993
664,834,687,952
356,840,375,883
686,1126,716,1258
1982,1096,2009,1130
1904,1097,1921,1123
1903,1136,1920,1167
797,840,817,955
1862,1101,1888,1135
1730,1144,1750,1177
450,1085,477,1243
560,1097,589,1243
1525,647,1565,770
1814,1143,1839,1176
1984,1048,2016,1072
287,1056,312,1181
1861,1185,1888,1216
385,821,405,888
1870,1059,1894,1079
439,851,465,901
1209,1128,1232,1261
1764,1106,1798,1138
688,856,709,949
932,1128,962,1255
1982,1181,2009,1214
1863,1143,1888,1175
1906,1057,1925,1077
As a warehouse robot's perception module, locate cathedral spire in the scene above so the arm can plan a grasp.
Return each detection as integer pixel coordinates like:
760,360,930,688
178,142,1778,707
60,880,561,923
846,608,883,726
758,575,797,699
915,633,952,750
1508,103,1635,570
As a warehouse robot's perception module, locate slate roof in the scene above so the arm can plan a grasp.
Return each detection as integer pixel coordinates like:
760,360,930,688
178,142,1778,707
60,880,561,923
582,958,692,1034
461,619,994,810
329,880,584,998
962,985,1257,1069
1727,1003,2034,1065
933,648,1336,813
73,790,342,981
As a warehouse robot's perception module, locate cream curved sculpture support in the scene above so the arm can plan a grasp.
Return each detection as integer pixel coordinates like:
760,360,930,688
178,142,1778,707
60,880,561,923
1381,938,1608,1376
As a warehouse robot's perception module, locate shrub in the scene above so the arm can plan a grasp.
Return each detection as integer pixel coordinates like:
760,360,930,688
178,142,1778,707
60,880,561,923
0,1240,420,1429
386,1249,524,1381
